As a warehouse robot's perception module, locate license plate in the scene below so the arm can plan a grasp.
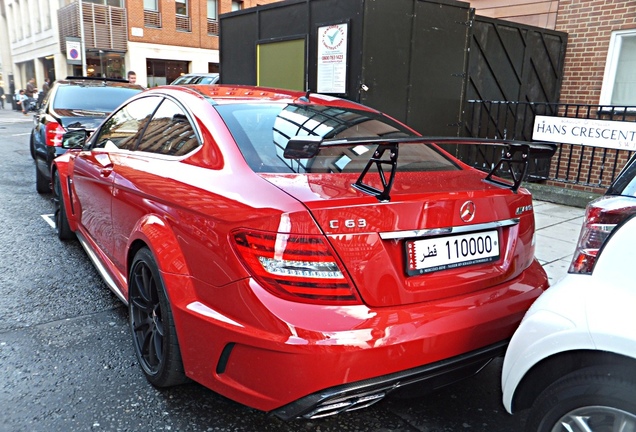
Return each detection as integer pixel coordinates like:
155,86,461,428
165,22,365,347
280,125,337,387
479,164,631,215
405,230,500,275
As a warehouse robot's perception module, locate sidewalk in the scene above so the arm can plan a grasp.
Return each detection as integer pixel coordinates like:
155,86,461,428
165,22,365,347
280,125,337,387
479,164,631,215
0,105,34,123
1,103,585,284
533,200,586,284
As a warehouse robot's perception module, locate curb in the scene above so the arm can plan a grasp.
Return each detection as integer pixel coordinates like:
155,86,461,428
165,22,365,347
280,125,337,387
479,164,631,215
525,183,602,208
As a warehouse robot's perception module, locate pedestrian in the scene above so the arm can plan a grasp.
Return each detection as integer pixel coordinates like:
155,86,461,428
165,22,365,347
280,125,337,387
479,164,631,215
18,89,27,115
38,78,51,108
127,71,137,84
25,78,36,99
0,86,5,109
24,78,37,111
42,78,50,98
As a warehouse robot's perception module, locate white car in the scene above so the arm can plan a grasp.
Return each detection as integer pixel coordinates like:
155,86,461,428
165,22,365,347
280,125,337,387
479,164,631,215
502,154,636,432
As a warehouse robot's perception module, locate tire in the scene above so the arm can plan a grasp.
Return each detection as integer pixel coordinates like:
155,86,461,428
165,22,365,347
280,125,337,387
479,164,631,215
53,171,75,240
29,133,36,160
35,162,50,194
129,248,188,388
527,366,636,432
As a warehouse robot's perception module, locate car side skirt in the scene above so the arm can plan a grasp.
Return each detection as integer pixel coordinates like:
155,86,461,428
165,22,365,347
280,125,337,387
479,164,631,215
76,231,127,304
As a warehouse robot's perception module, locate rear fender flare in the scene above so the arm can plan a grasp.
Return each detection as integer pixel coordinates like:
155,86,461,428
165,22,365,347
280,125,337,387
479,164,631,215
127,215,191,278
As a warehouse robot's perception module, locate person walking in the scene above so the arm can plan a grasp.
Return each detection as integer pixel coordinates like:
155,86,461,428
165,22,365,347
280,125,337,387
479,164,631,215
38,78,51,108
0,86,5,109
24,78,37,112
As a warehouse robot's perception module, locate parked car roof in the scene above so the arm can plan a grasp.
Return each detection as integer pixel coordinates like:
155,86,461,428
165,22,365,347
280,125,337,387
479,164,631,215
170,73,220,85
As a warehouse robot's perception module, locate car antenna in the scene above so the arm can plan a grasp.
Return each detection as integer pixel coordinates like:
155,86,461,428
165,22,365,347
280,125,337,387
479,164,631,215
299,89,311,102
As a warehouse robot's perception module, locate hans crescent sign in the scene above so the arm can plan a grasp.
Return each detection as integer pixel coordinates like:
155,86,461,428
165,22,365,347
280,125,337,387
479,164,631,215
533,115,636,151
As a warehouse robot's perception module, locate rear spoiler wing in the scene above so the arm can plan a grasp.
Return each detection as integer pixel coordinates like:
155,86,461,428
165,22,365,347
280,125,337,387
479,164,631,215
284,137,557,202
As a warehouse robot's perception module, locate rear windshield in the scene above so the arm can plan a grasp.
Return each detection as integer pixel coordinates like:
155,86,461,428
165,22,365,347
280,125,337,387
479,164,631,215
214,103,459,174
172,75,218,85
53,85,142,113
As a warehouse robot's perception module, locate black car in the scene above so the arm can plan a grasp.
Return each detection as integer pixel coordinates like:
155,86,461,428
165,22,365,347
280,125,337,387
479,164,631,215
32,77,143,193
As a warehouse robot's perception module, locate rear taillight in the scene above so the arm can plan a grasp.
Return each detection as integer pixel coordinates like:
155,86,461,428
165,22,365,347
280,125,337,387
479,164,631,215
231,229,361,304
569,196,636,274
45,122,66,147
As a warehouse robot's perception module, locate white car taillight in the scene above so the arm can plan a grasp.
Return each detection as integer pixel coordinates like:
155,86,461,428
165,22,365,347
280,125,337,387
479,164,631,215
569,196,636,274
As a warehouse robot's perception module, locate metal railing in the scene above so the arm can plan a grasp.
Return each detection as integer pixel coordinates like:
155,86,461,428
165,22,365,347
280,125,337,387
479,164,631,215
144,10,162,28
462,100,636,189
207,18,219,35
176,15,191,32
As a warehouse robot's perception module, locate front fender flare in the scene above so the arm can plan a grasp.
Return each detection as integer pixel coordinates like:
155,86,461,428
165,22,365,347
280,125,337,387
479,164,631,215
52,157,79,232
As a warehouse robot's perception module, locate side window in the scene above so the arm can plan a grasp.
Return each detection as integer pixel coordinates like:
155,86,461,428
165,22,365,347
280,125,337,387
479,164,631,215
91,96,161,150
136,99,200,156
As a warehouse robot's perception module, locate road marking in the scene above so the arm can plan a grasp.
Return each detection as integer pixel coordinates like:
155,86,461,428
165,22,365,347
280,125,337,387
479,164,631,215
0,119,33,124
12,133,30,136
41,214,55,229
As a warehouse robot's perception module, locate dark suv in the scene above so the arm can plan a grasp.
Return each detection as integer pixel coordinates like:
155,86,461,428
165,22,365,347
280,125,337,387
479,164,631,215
32,77,143,193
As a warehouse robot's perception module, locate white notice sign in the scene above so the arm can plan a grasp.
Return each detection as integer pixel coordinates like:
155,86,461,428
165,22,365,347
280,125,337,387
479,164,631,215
66,40,82,62
533,115,636,151
317,24,348,94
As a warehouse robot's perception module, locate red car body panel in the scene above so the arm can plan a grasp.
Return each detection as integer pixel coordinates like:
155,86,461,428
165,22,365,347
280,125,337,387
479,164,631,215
52,85,549,417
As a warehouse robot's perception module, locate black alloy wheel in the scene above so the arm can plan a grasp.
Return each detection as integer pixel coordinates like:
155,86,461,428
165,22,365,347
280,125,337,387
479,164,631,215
129,248,187,388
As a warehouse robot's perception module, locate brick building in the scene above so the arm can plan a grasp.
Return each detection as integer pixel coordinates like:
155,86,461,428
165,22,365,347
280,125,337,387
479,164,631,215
472,0,636,106
125,0,279,87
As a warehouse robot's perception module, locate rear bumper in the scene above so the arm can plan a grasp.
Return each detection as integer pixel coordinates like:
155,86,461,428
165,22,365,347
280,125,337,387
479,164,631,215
166,259,548,415
37,145,68,180
273,340,507,420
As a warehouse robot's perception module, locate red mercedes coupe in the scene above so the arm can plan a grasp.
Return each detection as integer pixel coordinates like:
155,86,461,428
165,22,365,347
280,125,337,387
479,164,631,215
52,85,552,420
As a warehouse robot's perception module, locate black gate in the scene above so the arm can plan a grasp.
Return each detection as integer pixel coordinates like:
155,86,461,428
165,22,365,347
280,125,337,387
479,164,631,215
446,16,568,178
220,1,568,149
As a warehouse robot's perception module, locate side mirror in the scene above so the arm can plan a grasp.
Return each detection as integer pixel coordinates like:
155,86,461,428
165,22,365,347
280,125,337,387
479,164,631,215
62,129,88,149
283,136,323,159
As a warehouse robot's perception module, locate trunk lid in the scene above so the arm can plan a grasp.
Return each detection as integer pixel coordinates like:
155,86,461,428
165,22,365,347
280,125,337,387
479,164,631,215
262,169,537,307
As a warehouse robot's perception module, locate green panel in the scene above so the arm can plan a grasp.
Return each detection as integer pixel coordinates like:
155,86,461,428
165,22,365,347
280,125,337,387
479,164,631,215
257,39,306,91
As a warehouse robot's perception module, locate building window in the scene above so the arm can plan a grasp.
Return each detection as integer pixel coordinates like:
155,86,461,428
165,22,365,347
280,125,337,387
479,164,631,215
231,1,243,11
600,30,636,106
144,0,161,27
144,0,158,11
176,0,188,16
207,0,217,20
147,59,189,87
